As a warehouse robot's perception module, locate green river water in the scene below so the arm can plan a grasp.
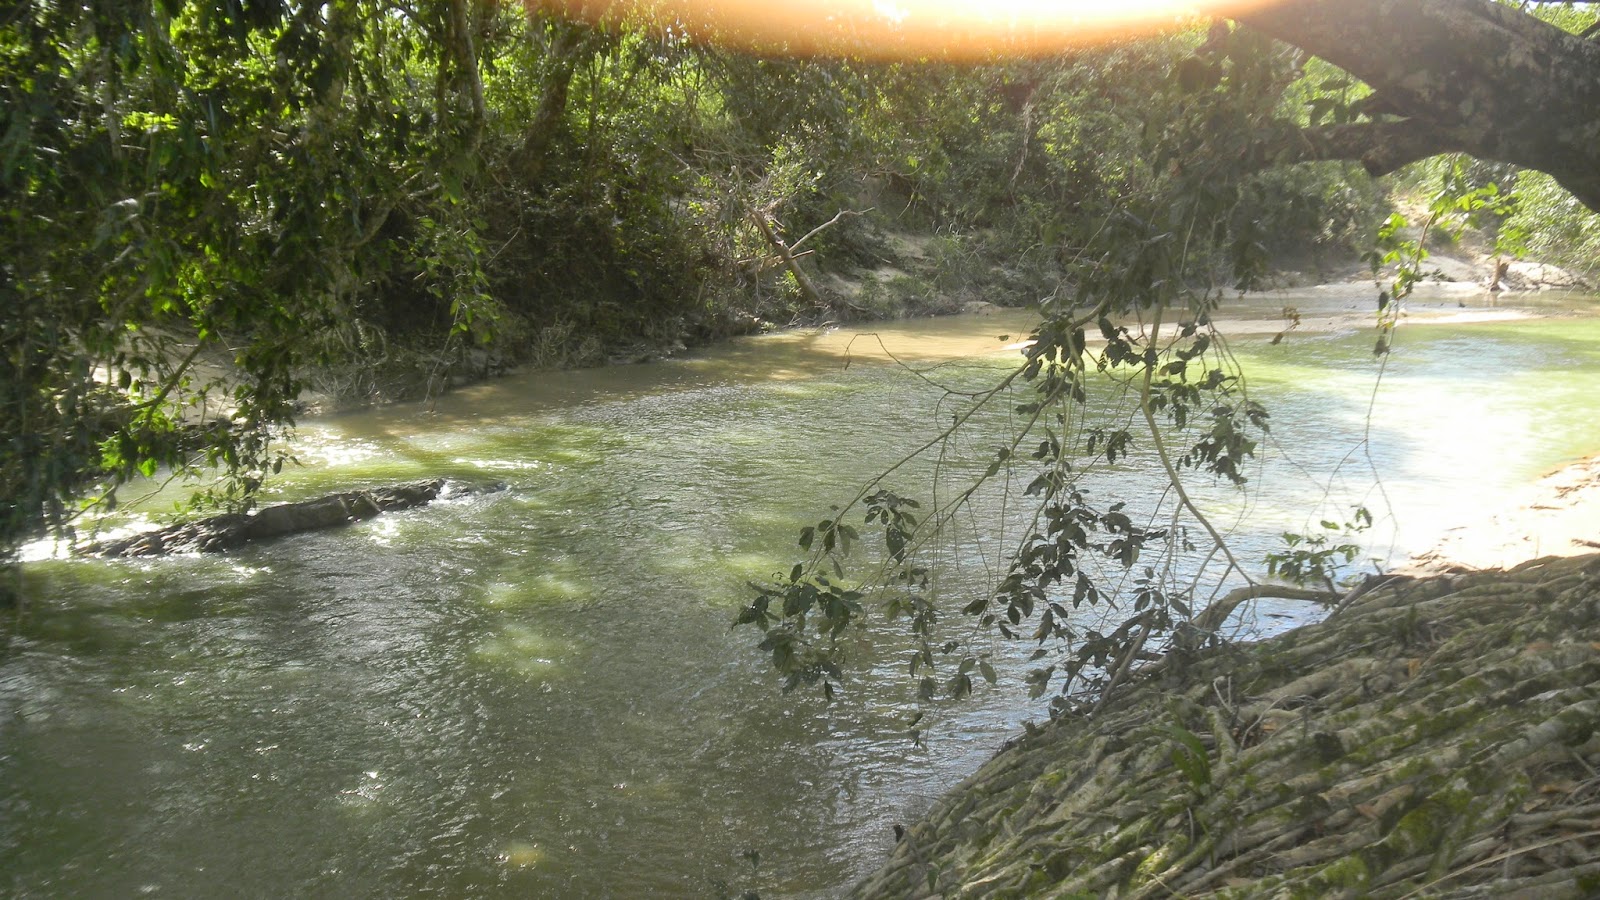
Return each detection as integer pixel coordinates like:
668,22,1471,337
4,298,1600,897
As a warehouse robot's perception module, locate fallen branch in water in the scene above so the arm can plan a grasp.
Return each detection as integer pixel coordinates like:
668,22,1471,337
1192,582,1339,632
76,479,497,558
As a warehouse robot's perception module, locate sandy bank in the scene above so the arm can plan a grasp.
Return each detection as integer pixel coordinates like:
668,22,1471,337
1403,453,1600,574
1216,278,1598,337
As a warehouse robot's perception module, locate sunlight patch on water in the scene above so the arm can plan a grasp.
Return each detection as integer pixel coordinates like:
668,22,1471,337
500,841,545,868
473,625,564,678
480,569,593,607
757,380,860,399
337,770,388,810
292,433,385,468
19,534,86,562
451,456,545,473
360,516,405,548
705,552,794,589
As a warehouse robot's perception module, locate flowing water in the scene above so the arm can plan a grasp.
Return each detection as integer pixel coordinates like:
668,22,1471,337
5,297,1600,897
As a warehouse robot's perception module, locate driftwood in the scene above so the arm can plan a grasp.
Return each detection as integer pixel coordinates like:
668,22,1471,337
852,553,1600,898
78,479,456,558
750,208,827,309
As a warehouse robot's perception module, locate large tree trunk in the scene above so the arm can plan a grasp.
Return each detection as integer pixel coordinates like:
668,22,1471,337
442,0,487,153
514,20,595,184
1235,0,1600,211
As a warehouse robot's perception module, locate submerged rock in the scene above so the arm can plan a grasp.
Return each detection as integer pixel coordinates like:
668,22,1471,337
78,479,473,557
852,554,1600,898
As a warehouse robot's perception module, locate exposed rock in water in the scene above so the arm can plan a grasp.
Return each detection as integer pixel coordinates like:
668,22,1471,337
1501,261,1592,292
852,553,1600,898
77,479,496,557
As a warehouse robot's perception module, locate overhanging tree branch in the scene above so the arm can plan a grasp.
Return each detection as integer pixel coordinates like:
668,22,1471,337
1257,119,1467,178
1235,0,1600,211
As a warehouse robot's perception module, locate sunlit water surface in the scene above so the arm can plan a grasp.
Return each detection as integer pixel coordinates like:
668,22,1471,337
5,298,1600,897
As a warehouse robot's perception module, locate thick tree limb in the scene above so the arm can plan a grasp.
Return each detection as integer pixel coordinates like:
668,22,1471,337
444,0,487,152
1236,0,1600,211
76,480,503,557
789,208,870,253
1260,119,1466,178
515,20,594,183
1192,582,1336,632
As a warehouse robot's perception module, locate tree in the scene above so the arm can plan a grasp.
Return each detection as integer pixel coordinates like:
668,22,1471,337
728,0,1600,710
7,0,1593,612
1235,0,1600,212
558,0,1600,208
0,0,910,581
0,0,496,571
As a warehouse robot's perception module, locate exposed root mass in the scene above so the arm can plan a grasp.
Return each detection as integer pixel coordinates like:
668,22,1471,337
852,553,1600,899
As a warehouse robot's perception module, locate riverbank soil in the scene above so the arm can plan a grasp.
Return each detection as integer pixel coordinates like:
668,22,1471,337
1405,455,1600,575
851,549,1600,897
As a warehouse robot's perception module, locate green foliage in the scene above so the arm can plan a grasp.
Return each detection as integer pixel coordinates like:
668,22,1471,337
737,280,1285,712
6,0,1414,569
1393,149,1600,276
1364,211,1428,302
1266,507,1374,591
1,0,501,557
1161,722,1214,797
10,0,1571,733
1500,170,1600,274
1515,0,1600,36
728,20,1422,719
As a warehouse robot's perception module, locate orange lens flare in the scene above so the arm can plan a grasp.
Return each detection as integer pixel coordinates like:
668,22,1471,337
527,0,1281,59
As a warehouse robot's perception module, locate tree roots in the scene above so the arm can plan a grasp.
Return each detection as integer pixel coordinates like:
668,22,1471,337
851,553,1600,898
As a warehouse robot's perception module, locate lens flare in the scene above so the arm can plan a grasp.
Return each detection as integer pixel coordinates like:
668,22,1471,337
528,0,1282,59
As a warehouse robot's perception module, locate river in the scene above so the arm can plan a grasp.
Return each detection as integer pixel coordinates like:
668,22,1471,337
4,296,1600,897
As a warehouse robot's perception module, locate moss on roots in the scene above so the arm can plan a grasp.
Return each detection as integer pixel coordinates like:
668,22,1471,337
852,554,1600,899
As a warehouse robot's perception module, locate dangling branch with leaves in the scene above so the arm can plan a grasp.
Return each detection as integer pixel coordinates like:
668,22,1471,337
735,237,1358,719
733,22,1410,718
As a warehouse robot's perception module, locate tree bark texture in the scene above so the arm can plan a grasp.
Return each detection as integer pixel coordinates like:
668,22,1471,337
1236,0,1600,211
442,0,488,153
515,20,594,184
751,209,828,309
